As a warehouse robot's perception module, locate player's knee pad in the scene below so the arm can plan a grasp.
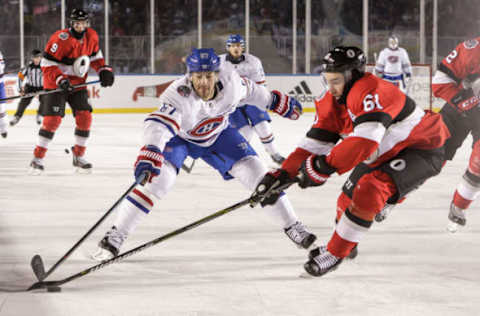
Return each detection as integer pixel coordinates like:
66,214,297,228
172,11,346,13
238,125,254,143
468,140,480,176
253,121,273,142
351,170,397,221
42,115,62,132
229,155,267,191
39,116,62,141
147,161,177,200
336,192,351,222
75,110,92,131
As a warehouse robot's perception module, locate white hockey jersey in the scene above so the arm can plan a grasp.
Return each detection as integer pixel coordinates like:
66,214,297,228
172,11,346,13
0,51,5,83
143,63,273,150
219,53,266,85
375,47,412,79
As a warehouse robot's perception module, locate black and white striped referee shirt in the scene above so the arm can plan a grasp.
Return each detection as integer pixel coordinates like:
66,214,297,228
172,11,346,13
18,62,43,89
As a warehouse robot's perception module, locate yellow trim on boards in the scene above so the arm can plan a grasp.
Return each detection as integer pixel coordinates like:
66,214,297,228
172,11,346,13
7,107,441,116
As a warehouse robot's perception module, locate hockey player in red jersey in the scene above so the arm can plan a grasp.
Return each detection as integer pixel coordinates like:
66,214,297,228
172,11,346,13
252,46,450,277
29,8,114,175
432,37,480,232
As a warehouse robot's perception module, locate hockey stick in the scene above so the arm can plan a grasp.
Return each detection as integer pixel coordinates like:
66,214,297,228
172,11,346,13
29,172,147,282
181,159,195,173
0,80,100,102
27,180,296,291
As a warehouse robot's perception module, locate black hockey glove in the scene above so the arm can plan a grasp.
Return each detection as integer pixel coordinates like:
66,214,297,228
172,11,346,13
251,169,293,207
450,88,480,112
99,66,115,87
58,77,73,93
298,155,336,188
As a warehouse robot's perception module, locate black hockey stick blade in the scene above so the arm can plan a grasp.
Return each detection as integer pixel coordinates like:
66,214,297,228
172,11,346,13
31,255,46,281
27,280,63,291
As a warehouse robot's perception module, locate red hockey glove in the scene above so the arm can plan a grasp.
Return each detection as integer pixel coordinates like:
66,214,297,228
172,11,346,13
134,145,164,183
450,88,480,112
251,169,294,207
298,155,336,188
269,90,302,120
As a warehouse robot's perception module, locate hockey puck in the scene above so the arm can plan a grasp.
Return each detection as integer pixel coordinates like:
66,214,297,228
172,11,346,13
65,148,70,154
47,286,62,293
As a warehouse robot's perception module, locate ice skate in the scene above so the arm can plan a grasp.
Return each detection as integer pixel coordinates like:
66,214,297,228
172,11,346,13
92,226,126,261
375,203,396,222
303,246,343,277
9,116,20,126
284,221,317,249
309,244,358,261
270,153,285,165
29,158,44,175
71,146,93,174
0,132,6,138
447,202,466,233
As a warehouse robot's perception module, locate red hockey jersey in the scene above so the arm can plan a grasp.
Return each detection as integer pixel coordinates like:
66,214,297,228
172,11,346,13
432,37,480,103
41,28,105,89
282,73,449,176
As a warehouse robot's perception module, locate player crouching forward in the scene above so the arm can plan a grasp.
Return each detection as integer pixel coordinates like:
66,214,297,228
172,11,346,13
252,46,450,277
93,48,315,260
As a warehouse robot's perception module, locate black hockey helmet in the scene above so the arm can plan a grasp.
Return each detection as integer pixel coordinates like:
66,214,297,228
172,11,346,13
322,46,366,101
31,49,42,58
322,46,366,74
70,9,89,25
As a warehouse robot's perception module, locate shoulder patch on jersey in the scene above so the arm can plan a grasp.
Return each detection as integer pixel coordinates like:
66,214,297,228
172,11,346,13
58,32,69,40
464,39,479,49
177,85,191,97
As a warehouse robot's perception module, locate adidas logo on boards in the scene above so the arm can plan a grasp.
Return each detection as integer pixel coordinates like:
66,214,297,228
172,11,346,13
288,80,317,103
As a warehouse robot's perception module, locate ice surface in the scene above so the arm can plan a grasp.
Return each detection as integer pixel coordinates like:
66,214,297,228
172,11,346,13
0,113,479,316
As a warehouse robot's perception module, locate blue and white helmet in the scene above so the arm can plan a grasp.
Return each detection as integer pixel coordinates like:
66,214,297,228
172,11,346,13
186,48,220,73
226,34,245,51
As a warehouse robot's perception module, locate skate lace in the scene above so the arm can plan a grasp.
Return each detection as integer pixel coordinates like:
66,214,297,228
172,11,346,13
312,246,339,270
285,222,309,242
106,227,126,249
74,155,90,165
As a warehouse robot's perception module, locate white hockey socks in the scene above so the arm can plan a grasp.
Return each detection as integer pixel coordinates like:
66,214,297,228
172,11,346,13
113,185,155,236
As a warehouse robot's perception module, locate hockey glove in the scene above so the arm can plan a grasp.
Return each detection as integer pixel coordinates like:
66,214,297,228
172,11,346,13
134,145,164,184
298,155,336,188
99,66,115,87
251,169,293,207
57,76,73,93
269,90,303,120
450,88,480,112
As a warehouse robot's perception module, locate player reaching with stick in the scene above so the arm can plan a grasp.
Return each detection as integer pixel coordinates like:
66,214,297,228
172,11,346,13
92,48,316,260
252,46,450,277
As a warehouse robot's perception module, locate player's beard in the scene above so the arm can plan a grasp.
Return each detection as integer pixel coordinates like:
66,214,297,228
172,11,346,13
195,84,215,101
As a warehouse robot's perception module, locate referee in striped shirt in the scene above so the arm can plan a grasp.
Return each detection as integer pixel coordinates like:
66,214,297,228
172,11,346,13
10,49,45,126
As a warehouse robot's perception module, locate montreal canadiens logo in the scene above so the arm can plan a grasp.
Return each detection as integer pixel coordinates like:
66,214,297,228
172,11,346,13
189,116,224,137
387,55,399,63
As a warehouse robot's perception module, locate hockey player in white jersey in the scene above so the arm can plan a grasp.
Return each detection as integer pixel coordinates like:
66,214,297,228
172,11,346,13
375,35,413,94
93,48,316,260
0,50,8,138
220,34,285,164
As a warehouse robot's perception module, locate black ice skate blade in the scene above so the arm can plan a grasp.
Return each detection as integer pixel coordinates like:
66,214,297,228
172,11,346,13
31,255,46,281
